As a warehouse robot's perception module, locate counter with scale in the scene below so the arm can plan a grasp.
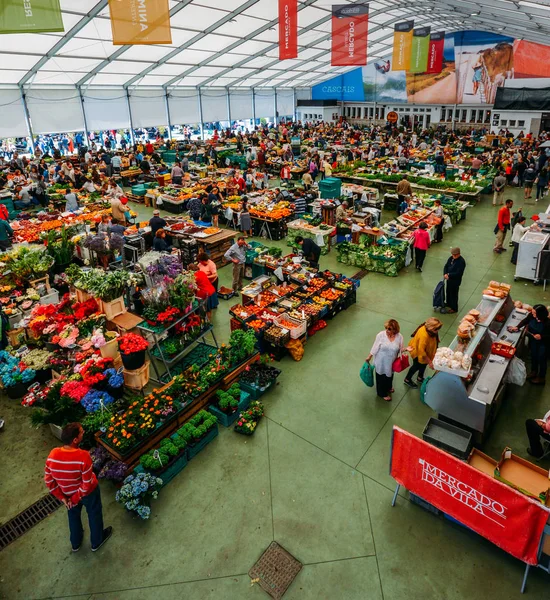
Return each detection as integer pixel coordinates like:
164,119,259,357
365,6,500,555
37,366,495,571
423,293,528,443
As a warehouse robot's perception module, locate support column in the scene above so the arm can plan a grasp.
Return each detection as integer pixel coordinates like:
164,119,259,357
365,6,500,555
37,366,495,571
164,90,173,141
198,89,205,141
274,88,278,125
77,86,90,147
252,89,256,129
227,88,232,127
293,88,297,123
19,86,35,155
126,89,136,146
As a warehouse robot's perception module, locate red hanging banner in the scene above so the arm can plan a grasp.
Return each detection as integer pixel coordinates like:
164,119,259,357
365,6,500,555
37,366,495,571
390,427,549,566
427,31,445,74
278,0,298,60
331,4,369,67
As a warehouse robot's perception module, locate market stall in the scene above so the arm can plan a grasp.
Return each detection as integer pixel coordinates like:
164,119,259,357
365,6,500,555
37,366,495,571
286,218,335,255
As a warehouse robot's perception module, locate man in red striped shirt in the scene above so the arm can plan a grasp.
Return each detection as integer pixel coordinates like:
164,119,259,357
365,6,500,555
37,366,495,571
44,422,112,552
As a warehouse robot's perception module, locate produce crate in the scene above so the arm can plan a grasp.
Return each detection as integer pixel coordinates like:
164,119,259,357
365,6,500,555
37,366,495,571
7,310,23,329
123,361,150,390
264,324,290,346
161,199,187,214
422,417,472,460
187,424,219,460
218,287,235,300
131,185,148,196
274,313,307,339
240,379,276,400
208,392,251,427
318,177,342,199
39,289,60,305
409,492,441,515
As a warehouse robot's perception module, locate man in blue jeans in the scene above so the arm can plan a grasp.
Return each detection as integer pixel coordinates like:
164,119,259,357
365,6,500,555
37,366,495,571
45,423,112,552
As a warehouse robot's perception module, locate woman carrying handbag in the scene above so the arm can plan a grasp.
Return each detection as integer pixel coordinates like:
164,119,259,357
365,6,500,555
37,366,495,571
366,319,406,402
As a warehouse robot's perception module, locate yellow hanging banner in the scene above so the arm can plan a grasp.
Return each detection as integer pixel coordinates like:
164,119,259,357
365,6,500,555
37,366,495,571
391,20,414,71
109,0,172,45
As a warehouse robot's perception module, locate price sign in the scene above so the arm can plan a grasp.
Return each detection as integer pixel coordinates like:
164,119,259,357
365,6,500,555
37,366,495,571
387,111,399,124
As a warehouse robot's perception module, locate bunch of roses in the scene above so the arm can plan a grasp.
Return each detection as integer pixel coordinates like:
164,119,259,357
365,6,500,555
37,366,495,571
156,307,181,324
21,385,48,407
72,298,100,321
75,356,113,386
52,324,79,348
60,380,91,402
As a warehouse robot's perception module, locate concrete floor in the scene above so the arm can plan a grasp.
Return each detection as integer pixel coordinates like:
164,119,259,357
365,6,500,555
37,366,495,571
1,187,550,599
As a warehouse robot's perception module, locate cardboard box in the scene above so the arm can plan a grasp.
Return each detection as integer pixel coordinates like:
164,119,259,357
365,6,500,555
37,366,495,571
495,448,550,506
467,448,498,476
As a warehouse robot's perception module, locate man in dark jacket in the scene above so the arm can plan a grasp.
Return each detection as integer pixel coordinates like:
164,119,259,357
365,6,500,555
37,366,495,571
442,247,466,314
149,210,167,236
296,235,321,269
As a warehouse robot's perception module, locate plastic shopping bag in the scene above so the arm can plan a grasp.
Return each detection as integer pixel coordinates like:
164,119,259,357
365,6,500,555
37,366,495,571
360,361,374,387
392,353,410,373
512,175,519,186
504,357,527,386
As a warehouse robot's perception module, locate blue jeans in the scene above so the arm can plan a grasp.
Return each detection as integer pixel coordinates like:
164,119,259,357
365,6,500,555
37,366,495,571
67,486,104,549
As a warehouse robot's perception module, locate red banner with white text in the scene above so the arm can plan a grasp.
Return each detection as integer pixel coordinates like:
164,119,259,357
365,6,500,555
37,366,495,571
279,0,298,60
390,427,549,566
427,31,445,74
331,4,369,66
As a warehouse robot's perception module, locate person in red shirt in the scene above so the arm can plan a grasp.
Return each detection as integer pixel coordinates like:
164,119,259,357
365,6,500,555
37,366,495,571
189,263,216,319
44,423,112,552
280,164,291,187
494,198,513,253
145,141,154,155
412,221,431,272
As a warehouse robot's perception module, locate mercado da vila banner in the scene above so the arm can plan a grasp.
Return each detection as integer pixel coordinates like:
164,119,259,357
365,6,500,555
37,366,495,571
0,0,64,34
331,3,369,66
392,20,414,71
109,0,172,45
278,0,298,60
427,31,445,74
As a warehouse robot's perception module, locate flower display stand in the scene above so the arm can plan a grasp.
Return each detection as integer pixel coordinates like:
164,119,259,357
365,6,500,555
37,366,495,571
75,288,91,303
100,333,119,359
123,361,150,391
187,423,219,460
49,423,63,440
208,392,251,427
99,296,127,321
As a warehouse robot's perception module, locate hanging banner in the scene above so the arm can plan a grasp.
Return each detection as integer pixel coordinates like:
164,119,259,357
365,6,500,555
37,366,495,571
391,20,414,71
278,0,298,60
427,31,445,74
331,4,369,67
0,0,64,34
409,26,431,73
109,0,172,45
390,427,549,566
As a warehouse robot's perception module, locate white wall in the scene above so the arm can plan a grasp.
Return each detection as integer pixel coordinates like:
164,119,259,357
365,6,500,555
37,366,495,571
490,110,539,135
296,105,340,123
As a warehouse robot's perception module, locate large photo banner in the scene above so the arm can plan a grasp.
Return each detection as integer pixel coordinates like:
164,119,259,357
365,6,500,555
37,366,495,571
392,21,414,71
0,0,64,34
279,0,298,60
109,0,172,45
409,27,431,74
331,4,369,66
390,427,549,566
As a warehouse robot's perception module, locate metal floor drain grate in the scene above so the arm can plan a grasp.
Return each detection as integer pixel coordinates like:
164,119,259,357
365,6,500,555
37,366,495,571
351,269,369,280
0,494,62,551
249,542,302,599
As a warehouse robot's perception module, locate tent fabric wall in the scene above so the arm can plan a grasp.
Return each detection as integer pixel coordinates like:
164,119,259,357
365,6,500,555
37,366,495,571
254,89,275,119
129,90,167,128
168,90,200,124
0,89,28,138
295,88,312,101
494,86,550,110
82,88,131,131
276,89,294,117
26,89,84,134
201,89,229,123
229,90,253,121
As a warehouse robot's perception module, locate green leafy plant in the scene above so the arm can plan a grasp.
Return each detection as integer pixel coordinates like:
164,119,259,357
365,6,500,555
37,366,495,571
65,263,83,286
7,247,54,281
215,383,241,414
45,227,76,266
81,269,130,302
168,272,197,310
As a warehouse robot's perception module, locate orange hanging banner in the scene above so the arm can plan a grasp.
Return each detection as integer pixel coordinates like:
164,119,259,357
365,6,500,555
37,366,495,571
109,0,172,45
391,21,414,71
279,0,298,60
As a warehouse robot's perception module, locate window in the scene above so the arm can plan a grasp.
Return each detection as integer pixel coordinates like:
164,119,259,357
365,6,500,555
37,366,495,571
425,108,431,112
469,110,476,123
454,109,460,120
441,108,446,121
425,114,431,127
485,110,491,123
509,120,516,127
363,107,368,119
518,120,525,127
413,108,418,112
461,109,467,122
501,120,507,126
477,109,483,124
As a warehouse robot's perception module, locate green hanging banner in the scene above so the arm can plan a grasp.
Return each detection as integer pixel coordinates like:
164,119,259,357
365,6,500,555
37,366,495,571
409,26,431,74
0,0,64,34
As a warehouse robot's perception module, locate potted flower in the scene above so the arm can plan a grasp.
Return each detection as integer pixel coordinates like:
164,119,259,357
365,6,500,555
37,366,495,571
115,472,162,519
234,400,264,436
103,367,124,399
51,324,79,348
91,328,120,359
0,351,36,399
21,349,53,384
118,333,149,370
85,269,129,319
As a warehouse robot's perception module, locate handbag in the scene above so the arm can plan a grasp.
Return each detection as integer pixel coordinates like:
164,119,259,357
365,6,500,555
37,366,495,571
360,361,374,387
392,352,410,373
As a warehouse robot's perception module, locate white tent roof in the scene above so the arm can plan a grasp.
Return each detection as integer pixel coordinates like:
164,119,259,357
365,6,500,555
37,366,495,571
3,0,550,91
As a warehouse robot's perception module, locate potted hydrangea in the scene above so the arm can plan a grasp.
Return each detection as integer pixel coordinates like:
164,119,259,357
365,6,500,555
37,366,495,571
21,349,53,383
115,472,162,519
0,351,36,399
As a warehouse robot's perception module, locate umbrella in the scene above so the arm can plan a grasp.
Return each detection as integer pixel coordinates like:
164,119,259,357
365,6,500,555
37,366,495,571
539,141,550,147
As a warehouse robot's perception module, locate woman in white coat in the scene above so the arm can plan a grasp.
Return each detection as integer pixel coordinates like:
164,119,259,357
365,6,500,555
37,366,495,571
366,319,404,402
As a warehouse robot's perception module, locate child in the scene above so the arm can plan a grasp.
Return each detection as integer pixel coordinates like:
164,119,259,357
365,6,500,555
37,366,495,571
120,196,132,224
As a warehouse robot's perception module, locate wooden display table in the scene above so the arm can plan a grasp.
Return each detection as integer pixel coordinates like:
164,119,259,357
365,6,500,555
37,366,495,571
194,229,236,267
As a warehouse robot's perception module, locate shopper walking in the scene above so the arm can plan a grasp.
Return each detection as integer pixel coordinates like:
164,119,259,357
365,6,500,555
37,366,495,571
442,247,466,314
535,167,549,201
509,304,549,385
412,222,430,272
44,422,112,552
366,319,404,402
524,164,536,199
198,252,219,310
239,197,253,237
494,199,513,253
492,171,507,206
404,318,443,388
188,263,216,320
224,236,249,292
